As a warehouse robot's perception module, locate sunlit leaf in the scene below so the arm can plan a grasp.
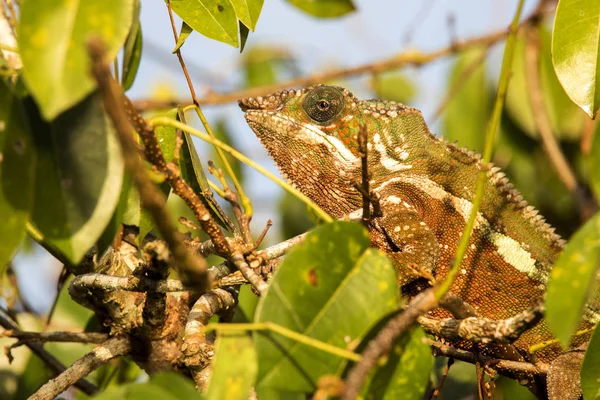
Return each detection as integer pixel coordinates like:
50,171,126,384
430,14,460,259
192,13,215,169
286,0,355,18
18,0,134,120
0,80,35,275
207,332,257,400
210,119,243,183
122,1,143,91
170,0,239,48
29,92,124,264
230,0,263,31
173,22,194,53
552,0,600,118
254,221,399,392
362,327,433,399
546,211,600,347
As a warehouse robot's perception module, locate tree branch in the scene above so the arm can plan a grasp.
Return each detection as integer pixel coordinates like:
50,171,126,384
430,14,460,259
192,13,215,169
30,336,131,400
418,302,544,344
87,38,211,292
2,330,109,344
0,312,98,395
342,289,439,400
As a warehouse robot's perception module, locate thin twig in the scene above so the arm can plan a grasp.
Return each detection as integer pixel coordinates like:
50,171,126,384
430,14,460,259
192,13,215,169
165,1,251,216
30,336,131,400
427,338,548,376
0,312,99,395
2,330,109,344
131,6,548,111
342,289,439,400
87,38,212,292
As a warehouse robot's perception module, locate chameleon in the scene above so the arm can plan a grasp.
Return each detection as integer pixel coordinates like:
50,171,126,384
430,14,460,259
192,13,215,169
239,84,596,396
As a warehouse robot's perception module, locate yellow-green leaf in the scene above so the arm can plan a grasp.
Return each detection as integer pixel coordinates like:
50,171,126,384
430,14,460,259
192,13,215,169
546,211,600,347
286,0,355,18
170,0,239,48
173,22,193,53
254,221,399,392
552,0,600,118
207,332,257,400
230,0,264,31
18,0,134,120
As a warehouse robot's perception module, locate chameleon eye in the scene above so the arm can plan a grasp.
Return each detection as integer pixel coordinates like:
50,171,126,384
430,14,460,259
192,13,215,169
302,86,345,124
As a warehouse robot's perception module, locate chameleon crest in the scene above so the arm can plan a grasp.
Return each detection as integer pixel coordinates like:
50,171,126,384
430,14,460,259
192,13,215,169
240,85,593,364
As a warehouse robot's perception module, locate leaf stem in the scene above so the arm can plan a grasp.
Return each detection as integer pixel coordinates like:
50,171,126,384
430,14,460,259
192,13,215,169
529,326,595,353
435,0,525,300
205,322,361,362
148,116,333,223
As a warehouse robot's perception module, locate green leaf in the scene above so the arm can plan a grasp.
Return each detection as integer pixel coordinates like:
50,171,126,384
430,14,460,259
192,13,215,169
242,47,295,88
29,92,124,264
581,326,600,400
494,376,538,400
92,381,200,400
149,372,203,399
173,22,194,53
211,119,243,183
179,124,233,231
206,332,257,400
552,0,600,118
239,21,250,53
362,327,433,399
18,0,134,120
0,81,35,275
122,1,143,91
286,0,355,18
254,221,400,392
590,122,600,203
443,47,490,153
371,72,416,104
546,211,600,347
505,27,585,141
170,0,239,48
230,0,263,31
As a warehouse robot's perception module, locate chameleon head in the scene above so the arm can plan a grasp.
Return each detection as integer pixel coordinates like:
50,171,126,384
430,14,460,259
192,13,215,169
239,85,365,216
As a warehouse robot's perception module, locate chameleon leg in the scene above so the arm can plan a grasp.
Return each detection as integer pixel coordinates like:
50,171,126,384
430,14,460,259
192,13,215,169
367,200,440,286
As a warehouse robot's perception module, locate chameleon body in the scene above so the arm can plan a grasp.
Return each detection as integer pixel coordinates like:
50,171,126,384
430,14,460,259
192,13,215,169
239,85,594,364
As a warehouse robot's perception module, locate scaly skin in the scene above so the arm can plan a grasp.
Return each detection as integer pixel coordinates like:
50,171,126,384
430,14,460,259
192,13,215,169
239,84,593,363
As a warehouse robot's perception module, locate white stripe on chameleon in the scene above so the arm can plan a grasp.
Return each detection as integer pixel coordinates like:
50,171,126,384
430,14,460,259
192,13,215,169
272,116,360,166
374,175,548,283
373,133,412,172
